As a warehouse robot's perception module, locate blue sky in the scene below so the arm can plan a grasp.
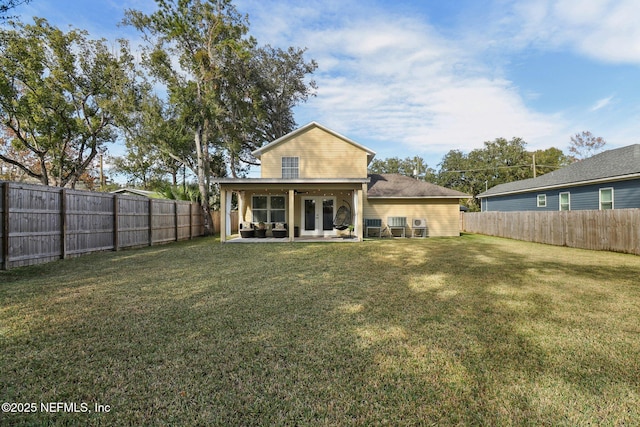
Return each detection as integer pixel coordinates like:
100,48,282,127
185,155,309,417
15,0,640,172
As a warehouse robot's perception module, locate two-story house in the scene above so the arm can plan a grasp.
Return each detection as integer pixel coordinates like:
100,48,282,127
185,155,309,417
214,122,469,242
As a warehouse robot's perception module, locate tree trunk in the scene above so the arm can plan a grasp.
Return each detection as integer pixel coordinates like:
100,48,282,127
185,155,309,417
194,125,213,236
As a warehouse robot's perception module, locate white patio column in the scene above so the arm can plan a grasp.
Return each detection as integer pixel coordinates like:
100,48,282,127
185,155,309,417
356,184,365,240
353,186,364,241
220,187,227,243
225,189,232,237
288,189,295,242
238,191,244,223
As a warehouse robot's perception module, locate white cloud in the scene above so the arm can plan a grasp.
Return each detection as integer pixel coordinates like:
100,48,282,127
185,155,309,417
511,0,640,64
242,1,566,158
590,95,614,112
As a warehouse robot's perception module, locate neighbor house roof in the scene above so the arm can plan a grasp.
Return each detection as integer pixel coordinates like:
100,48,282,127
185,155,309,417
478,144,640,198
111,188,163,198
252,121,377,164
367,173,470,199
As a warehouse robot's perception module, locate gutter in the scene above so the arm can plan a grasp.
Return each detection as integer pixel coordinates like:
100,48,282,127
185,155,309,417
478,173,640,198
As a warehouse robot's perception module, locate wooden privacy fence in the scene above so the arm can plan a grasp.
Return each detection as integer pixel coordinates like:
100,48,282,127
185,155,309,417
0,181,206,270
463,209,640,255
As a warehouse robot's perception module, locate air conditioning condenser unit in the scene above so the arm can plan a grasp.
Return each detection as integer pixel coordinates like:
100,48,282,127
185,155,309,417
413,218,427,228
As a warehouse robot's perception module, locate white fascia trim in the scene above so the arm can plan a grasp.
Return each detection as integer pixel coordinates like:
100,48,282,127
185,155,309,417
478,173,640,198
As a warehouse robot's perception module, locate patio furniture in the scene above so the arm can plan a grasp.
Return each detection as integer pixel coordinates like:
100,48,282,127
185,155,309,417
239,222,254,238
272,223,287,238
364,218,382,237
333,200,352,230
387,216,407,238
254,222,267,238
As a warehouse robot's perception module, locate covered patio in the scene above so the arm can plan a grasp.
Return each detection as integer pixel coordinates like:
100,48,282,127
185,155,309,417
225,235,361,243
215,178,368,243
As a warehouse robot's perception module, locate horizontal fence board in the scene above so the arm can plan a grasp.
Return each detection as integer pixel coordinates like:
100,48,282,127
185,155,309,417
463,209,640,256
0,181,206,270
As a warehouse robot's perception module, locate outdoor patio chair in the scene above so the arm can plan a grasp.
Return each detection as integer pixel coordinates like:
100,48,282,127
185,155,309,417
364,218,382,238
387,216,407,238
271,222,288,238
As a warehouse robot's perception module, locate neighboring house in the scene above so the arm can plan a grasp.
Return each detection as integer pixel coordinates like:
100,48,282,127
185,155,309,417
111,188,163,198
478,144,640,212
214,122,469,241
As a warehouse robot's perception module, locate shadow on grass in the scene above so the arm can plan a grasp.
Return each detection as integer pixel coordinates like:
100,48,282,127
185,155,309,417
360,236,640,424
1,235,639,425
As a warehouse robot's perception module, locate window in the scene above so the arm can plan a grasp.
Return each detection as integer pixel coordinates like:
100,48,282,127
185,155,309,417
270,196,286,222
559,192,570,211
599,188,614,210
252,195,286,223
537,194,547,208
282,157,299,178
252,196,268,222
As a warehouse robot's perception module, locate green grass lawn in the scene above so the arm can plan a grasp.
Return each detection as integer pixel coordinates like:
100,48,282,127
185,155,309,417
1,234,639,426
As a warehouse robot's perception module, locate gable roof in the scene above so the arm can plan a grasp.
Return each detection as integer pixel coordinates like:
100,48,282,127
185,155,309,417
252,121,376,164
479,144,640,198
367,173,470,199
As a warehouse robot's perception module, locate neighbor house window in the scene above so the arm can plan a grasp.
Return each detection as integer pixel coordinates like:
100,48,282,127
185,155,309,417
599,188,614,210
252,195,286,223
282,157,299,178
559,192,570,211
537,194,547,208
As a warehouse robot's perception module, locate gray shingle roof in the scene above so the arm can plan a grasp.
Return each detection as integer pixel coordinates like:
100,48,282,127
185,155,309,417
367,173,470,198
479,144,640,197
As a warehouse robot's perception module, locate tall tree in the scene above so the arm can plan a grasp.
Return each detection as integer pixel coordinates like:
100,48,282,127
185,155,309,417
0,18,139,187
115,92,195,189
530,147,571,176
124,0,254,234
437,137,569,210
124,0,317,233
568,131,607,161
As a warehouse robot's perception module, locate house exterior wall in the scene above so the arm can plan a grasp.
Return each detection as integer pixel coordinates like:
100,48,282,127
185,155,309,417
363,198,461,237
260,127,369,179
482,178,640,211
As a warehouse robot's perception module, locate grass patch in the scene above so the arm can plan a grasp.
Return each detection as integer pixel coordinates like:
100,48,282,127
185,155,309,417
1,234,639,425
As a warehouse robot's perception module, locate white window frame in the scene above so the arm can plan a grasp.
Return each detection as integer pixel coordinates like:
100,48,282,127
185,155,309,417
281,157,299,179
559,192,570,211
252,195,287,223
537,194,547,208
599,188,614,210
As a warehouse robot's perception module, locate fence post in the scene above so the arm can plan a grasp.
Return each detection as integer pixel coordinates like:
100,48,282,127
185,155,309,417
113,194,119,251
148,198,153,246
1,182,9,270
174,201,179,242
189,202,193,240
61,189,67,259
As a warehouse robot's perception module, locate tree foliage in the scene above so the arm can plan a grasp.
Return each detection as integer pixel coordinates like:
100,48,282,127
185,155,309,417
0,18,139,187
124,0,255,233
368,156,437,181
568,131,606,161
0,0,30,21
123,0,317,233
114,92,196,189
436,138,570,210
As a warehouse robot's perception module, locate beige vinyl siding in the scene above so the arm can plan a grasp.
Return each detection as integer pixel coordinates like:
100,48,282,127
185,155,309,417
363,198,461,237
260,127,368,178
